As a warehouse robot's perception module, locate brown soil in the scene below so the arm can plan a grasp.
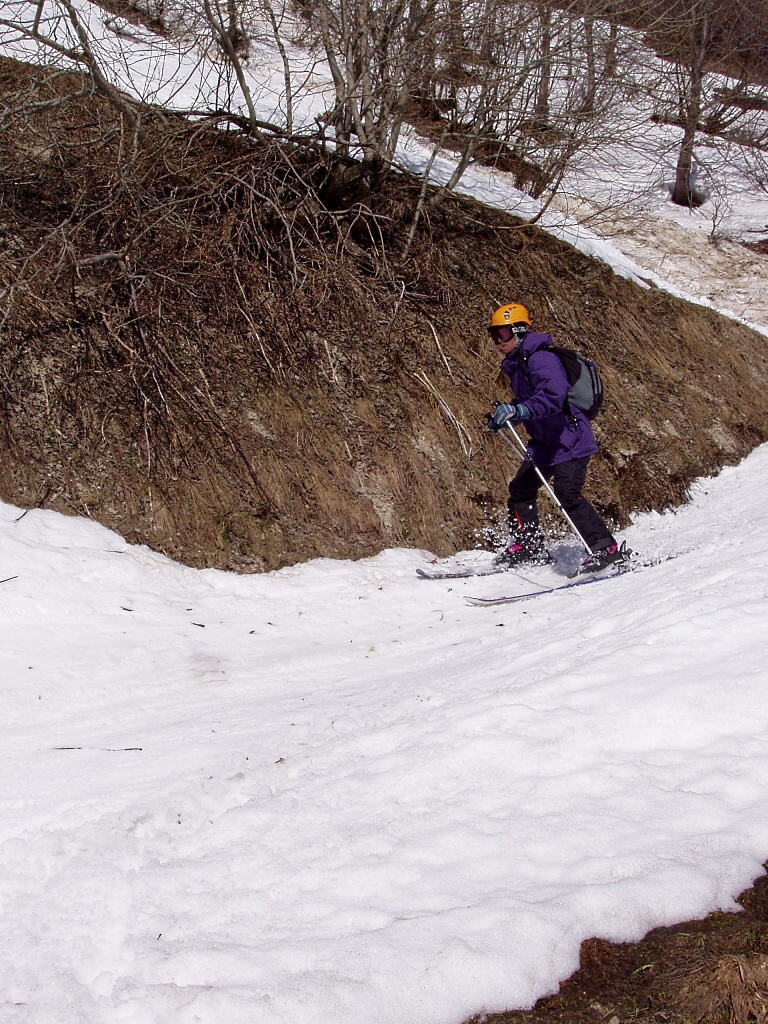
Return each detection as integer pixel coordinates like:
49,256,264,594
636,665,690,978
2,55,768,573
467,866,768,1024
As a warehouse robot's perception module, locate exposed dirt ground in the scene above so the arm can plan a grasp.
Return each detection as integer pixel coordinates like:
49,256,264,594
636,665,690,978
466,867,768,1024
3,56,768,574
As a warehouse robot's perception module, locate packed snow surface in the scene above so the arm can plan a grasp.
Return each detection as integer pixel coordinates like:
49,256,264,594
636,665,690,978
4,447,768,1024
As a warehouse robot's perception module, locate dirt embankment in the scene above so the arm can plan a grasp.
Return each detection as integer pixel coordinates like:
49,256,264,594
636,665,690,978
2,55,768,571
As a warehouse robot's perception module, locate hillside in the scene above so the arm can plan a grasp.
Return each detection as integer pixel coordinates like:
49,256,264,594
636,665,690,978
2,54,768,571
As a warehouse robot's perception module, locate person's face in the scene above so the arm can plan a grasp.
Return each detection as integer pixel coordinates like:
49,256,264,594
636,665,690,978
489,324,522,355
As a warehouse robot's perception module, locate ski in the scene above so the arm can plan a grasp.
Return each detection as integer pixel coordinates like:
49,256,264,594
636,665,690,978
420,549,674,588
416,563,510,581
464,566,629,605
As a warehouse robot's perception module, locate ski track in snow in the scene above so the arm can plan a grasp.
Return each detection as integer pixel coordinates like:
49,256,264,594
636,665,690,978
4,449,768,1024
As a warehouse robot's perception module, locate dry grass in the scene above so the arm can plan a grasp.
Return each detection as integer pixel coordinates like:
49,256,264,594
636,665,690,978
667,953,768,1023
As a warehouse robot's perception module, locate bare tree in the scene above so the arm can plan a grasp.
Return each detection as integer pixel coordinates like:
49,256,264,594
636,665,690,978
0,0,146,125
638,0,768,206
309,0,443,193
419,0,635,194
655,0,719,205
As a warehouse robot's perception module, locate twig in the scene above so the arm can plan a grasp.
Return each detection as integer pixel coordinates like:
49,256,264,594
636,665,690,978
52,746,143,751
413,369,476,460
427,320,454,381
233,271,281,380
322,338,340,384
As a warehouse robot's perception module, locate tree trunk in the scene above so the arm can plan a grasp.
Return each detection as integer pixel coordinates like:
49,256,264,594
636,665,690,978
604,21,618,78
672,14,708,206
581,17,596,114
533,7,552,131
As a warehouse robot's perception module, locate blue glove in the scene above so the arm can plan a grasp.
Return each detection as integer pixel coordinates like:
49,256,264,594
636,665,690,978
486,403,530,432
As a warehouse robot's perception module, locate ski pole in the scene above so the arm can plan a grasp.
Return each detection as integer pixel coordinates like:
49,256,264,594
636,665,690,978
498,424,594,556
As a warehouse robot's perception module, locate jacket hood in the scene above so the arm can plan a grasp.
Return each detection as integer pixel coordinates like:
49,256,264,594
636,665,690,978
520,331,553,357
500,331,552,375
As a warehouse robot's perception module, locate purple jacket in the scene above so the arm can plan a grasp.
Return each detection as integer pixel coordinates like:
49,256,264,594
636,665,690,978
500,331,598,467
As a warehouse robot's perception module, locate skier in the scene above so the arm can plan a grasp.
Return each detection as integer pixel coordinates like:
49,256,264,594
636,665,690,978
485,302,624,574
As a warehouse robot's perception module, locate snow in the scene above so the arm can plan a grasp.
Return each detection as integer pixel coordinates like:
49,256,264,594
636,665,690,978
4,448,768,1024
397,126,768,335
547,116,768,335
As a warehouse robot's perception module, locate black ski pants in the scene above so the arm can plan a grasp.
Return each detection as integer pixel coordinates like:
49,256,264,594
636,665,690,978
508,456,615,552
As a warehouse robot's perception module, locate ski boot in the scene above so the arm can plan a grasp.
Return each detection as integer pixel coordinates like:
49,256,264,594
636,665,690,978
572,541,631,576
493,541,551,569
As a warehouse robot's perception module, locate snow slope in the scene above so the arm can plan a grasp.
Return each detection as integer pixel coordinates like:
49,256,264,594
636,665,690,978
550,129,768,334
3,448,768,1024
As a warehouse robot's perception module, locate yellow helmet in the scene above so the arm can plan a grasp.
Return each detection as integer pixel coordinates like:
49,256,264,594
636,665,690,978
489,303,531,329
